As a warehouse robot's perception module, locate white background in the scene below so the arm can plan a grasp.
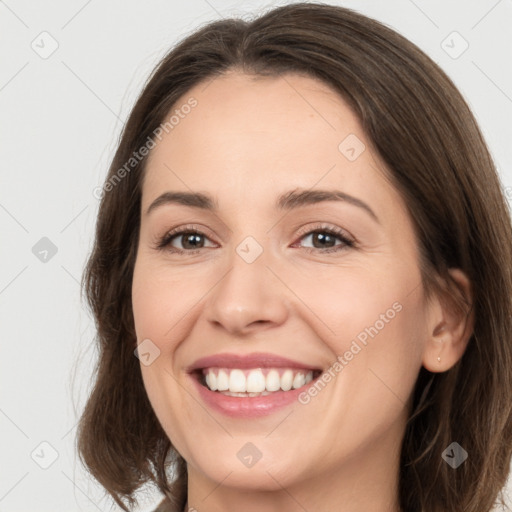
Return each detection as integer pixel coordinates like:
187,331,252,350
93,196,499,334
1,0,511,510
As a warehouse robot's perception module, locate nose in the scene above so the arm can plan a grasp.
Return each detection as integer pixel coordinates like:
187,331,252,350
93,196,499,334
205,248,289,336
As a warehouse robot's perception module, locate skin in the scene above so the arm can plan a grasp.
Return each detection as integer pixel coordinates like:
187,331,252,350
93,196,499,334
131,71,473,512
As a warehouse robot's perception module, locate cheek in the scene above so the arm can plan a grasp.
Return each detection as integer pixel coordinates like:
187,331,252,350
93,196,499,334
132,259,199,458
290,262,421,346
303,263,426,399
131,258,201,346
131,257,215,443
305,272,426,458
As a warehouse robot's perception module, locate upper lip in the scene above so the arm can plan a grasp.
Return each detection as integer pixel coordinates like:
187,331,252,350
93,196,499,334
187,352,322,372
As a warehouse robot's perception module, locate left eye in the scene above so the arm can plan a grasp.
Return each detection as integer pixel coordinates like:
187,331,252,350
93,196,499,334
297,230,352,251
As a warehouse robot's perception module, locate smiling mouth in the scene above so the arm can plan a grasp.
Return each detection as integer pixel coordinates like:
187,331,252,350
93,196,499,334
194,367,323,397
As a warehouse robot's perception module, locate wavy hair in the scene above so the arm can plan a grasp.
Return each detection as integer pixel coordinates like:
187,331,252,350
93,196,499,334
77,3,512,511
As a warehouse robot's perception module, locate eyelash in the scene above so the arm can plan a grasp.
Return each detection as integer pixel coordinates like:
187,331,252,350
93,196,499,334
155,223,355,256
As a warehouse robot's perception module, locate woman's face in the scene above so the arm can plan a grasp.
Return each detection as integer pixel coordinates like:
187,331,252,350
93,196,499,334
132,72,432,499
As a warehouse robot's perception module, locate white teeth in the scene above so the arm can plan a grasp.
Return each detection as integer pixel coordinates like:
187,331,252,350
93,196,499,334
205,372,217,391
246,369,266,393
229,369,246,392
203,367,317,394
266,369,281,392
217,370,229,391
292,372,305,389
281,369,293,391
222,390,272,397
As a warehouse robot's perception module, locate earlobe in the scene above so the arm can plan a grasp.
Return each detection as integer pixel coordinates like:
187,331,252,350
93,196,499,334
422,268,474,373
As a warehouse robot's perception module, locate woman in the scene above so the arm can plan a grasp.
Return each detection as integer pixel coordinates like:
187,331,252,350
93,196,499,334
77,3,512,511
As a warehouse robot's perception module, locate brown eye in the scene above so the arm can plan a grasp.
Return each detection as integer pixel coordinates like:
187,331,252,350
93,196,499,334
296,227,354,254
177,232,206,250
157,228,216,253
307,231,338,249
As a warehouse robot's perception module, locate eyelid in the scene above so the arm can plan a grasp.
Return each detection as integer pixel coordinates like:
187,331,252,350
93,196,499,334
290,223,356,254
155,223,219,251
293,222,355,243
155,222,356,254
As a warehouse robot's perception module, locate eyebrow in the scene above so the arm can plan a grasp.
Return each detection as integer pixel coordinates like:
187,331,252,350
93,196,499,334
145,188,379,223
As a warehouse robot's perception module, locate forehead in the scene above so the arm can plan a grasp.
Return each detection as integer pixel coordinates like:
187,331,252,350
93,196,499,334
142,71,400,220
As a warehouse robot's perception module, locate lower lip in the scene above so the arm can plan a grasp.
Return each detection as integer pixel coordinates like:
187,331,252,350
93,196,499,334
190,374,313,418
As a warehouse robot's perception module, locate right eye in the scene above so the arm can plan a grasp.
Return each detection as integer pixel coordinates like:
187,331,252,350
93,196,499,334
157,228,217,254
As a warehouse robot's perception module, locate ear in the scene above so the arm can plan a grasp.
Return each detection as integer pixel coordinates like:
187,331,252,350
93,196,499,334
422,268,474,373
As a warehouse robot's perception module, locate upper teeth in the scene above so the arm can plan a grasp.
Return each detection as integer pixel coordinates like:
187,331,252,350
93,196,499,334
204,368,314,394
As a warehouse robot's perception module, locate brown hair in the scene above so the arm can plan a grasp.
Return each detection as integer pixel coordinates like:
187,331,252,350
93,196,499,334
77,3,512,511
